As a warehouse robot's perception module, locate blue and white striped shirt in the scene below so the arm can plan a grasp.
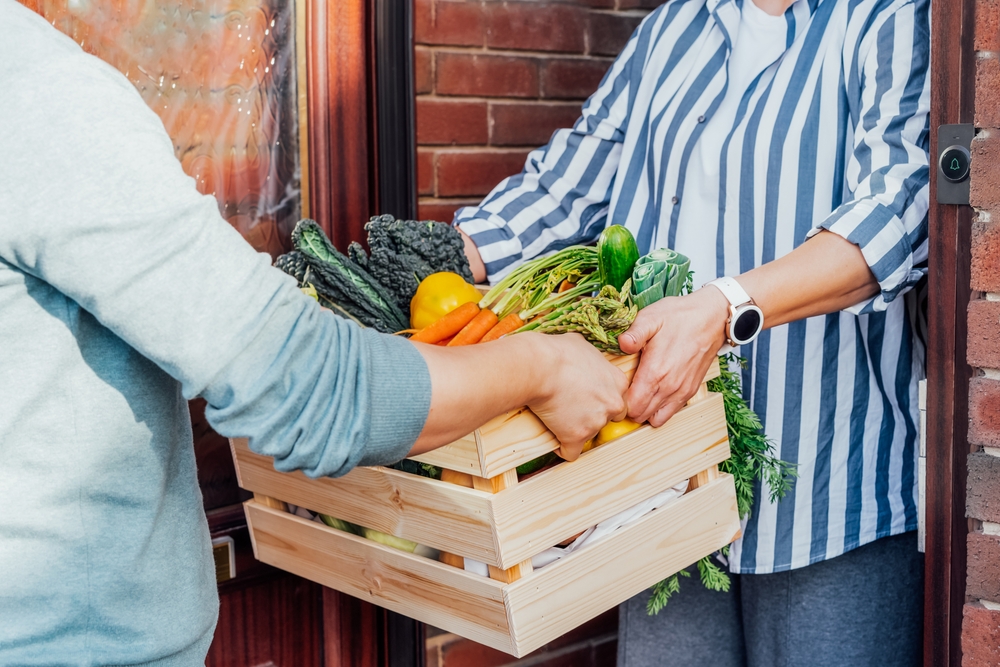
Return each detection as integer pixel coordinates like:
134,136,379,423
455,0,929,574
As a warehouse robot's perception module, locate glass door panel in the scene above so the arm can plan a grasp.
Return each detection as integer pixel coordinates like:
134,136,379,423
23,0,302,258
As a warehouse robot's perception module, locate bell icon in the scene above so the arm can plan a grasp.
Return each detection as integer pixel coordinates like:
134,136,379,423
950,157,961,171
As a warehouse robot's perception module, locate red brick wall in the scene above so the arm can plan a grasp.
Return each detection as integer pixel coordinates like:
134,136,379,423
963,0,1000,663
414,0,660,222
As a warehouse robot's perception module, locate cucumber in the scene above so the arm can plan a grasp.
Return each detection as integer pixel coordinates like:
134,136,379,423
516,452,557,476
597,225,640,291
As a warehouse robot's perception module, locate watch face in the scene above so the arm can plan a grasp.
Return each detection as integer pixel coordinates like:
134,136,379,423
733,307,762,343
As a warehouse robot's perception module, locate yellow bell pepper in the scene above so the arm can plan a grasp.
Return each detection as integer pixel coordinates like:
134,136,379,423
410,272,482,330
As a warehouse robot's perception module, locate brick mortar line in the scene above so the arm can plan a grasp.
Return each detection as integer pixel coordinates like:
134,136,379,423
418,44,618,61
982,369,1000,380
417,94,587,106
984,446,1000,458
981,599,1000,611
420,146,538,153
986,293,1000,301
419,197,482,203
983,520,1000,536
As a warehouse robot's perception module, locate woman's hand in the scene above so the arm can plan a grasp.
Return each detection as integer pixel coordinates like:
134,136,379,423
526,333,629,461
617,231,880,428
619,287,729,427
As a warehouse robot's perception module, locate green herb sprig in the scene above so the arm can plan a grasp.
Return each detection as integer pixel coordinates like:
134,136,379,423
646,354,797,614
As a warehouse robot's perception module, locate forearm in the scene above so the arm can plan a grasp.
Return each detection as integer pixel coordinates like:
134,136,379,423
408,333,553,454
735,230,879,330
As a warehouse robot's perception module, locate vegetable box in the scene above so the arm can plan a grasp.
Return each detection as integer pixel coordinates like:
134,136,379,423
230,354,740,657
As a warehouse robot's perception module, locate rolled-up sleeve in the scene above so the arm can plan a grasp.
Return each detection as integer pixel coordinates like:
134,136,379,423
811,0,930,315
0,44,430,478
454,16,647,283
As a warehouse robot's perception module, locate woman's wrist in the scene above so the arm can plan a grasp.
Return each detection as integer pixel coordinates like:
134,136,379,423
691,286,732,353
459,228,487,284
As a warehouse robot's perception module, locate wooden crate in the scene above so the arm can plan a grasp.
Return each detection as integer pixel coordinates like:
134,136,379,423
230,354,740,656
244,473,738,656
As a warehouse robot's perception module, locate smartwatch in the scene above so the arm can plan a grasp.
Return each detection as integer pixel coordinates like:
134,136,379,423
705,277,764,348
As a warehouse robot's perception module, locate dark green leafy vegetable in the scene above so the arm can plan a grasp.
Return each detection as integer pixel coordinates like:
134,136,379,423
275,251,365,326
291,219,409,333
388,459,442,480
348,214,475,312
275,250,309,283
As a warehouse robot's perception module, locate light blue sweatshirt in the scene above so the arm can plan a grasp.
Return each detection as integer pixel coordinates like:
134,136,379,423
0,3,431,664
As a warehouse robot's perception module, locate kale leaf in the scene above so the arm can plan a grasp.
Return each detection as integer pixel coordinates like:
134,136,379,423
356,214,475,312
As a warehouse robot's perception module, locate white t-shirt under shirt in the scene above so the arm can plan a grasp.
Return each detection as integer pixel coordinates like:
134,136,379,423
677,0,789,288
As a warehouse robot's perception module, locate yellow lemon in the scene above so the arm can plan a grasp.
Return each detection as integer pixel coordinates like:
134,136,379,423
594,418,642,446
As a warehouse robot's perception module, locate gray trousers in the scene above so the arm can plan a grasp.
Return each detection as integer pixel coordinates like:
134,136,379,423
617,532,924,667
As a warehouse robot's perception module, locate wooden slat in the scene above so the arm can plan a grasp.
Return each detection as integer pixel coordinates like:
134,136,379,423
232,440,499,564
410,432,483,475
472,468,518,494
490,393,730,567
504,474,740,657
688,464,720,491
488,560,533,584
254,493,289,512
245,501,515,655
230,438,247,488
415,358,721,478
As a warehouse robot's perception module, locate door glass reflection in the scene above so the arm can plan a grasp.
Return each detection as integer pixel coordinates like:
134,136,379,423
23,0,302,257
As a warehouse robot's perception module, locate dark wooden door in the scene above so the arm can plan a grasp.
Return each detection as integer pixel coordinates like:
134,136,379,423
925,0,977,665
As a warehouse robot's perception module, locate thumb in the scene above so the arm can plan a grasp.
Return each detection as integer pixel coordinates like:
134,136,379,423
619,312,658,354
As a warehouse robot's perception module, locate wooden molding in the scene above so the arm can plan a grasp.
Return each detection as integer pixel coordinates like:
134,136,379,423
304,0,375,248
925,0,977,665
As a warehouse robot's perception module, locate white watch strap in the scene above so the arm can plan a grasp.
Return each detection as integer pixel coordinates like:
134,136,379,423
706,276,753,307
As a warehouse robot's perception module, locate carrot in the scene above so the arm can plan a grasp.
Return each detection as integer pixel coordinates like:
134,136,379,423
558,280,576,293
447,308,499,346
479,312,525,343
435,336,455,346
409,302,480,344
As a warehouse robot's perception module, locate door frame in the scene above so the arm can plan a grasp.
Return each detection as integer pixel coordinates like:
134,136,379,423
302,1,421,665
924,0,977,665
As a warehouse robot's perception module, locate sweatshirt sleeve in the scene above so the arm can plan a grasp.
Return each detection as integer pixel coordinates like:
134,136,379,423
0,30,429,477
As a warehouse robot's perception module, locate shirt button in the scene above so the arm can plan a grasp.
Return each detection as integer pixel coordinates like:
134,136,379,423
697,115,706,123
671,196,679,205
